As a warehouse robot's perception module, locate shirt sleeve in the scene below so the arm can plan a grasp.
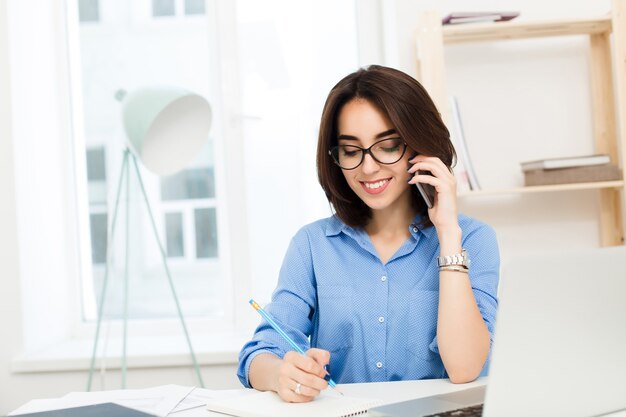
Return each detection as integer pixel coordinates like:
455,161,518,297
428,221,500,373
237,228,317,388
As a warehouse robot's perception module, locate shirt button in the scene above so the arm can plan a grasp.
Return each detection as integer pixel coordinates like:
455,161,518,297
381,276,387,282
412,226,418,233
378,316,385,323
376,362,383,369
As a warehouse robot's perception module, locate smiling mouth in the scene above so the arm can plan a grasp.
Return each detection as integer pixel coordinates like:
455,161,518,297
363,179,388,189
360,178,391,194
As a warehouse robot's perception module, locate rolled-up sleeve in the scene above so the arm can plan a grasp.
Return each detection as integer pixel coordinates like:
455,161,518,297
464,223,500,341
237,229,317,387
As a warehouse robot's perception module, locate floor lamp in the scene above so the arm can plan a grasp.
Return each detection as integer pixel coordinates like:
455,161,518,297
87,86,212,390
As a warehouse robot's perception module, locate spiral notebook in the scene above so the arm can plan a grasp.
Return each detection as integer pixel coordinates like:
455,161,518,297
205,390,383,417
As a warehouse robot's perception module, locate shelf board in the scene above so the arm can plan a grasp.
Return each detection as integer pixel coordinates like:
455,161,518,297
443,16,612,44
458,180,624,197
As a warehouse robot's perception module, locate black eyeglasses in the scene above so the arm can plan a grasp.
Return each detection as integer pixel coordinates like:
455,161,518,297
328,138,408,170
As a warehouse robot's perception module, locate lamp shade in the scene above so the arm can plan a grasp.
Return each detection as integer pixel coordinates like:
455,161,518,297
117,86,212,176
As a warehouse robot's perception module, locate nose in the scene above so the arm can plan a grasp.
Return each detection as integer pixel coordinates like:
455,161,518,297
361,152,381,174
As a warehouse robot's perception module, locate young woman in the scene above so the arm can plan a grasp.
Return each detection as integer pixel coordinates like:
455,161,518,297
237,65,499,403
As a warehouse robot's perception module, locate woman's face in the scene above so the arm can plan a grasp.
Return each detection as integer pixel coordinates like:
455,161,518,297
336,99,412,214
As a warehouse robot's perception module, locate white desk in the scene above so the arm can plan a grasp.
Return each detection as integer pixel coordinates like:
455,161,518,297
12,379,626,416
181,378,626,417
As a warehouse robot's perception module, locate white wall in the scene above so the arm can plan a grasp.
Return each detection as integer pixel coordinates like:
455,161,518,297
0,0,620,414
384,0,615,265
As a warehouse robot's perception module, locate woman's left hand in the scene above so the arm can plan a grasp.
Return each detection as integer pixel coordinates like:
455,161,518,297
407,155,459,232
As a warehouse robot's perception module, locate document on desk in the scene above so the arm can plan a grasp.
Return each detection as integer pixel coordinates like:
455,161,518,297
205,390,383,417
170,387,256,414
10,385,194,417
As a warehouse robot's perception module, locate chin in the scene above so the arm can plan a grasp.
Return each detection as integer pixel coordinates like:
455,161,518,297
353,185,411,212
356,193,395,211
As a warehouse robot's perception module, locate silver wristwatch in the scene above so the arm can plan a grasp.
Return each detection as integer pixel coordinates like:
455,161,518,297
437,249,471,269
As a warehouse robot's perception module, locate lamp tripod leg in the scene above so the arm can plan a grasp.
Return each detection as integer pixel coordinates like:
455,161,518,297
121,148,131,389
129,154,206,388
87,150,130,391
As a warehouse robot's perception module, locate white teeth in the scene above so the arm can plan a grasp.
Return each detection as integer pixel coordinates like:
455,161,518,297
365,180,387,189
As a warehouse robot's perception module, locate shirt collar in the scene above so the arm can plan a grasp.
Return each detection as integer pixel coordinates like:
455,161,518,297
325,213,436,239
325,215,352,237
409,212,436,239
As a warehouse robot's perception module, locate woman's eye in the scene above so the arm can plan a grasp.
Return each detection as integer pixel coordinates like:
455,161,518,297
376,138,403,152
382,146,400,153
341,148,359,157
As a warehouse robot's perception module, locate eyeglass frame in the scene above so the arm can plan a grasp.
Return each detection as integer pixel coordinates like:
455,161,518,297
328,138,409,170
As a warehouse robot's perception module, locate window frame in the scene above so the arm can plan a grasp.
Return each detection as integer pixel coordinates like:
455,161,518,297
9,0,254,372
69,0,249,333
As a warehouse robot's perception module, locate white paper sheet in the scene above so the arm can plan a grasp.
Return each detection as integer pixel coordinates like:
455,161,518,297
170,388,256,413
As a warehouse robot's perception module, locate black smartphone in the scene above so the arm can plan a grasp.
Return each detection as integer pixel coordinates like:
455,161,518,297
415,170,436,209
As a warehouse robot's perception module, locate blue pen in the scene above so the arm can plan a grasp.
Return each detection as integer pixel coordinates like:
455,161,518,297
249,299,343,395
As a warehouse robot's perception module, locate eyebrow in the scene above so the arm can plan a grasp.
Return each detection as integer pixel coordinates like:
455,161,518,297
337,128,398,141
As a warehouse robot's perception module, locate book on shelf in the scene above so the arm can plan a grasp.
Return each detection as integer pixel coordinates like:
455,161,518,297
523,164,621,186
442,11,520,25
520,154,611,171
449,96,480,191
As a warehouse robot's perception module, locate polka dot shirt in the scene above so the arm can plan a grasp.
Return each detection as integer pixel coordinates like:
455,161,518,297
237,213,499,387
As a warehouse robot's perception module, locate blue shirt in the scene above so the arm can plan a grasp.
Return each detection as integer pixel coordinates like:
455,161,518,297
237,213,499,387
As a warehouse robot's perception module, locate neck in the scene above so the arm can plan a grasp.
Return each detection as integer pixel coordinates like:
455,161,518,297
366,196,416,236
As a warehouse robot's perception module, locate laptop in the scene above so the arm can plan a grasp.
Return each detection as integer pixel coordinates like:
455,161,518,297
369,246,626,417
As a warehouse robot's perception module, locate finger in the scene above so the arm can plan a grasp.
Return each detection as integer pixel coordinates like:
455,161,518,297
291,365,329,392
286,351,326,378
293,380,322,398
277,373,317,403
280,357,329,392
408,160,453,181
306,348,331,369
277,384,315,403
408,173,444,189
409,154,445,165
408,155,452,174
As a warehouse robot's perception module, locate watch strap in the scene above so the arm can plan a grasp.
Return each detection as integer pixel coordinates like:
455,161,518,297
437,249,471,268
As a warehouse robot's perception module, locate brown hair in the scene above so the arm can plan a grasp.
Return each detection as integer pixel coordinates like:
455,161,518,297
316,65,455,228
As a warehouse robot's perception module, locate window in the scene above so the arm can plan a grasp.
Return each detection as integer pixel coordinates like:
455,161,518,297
151,0,205,19
195,207,218,258
78,0,99,22
7,0,367,370
152,0,175,17
86,147,108,263
160,167,217,260
165,212,185,257
76,0,224,321
184,0,205,15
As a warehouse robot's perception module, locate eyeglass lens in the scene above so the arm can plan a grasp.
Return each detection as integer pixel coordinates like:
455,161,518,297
330,138,406,170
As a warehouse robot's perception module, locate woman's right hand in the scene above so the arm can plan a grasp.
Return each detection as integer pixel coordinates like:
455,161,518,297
275,348,331,403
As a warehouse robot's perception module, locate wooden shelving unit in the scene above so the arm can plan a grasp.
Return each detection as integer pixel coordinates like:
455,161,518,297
458,180,625,197
416,0,626,247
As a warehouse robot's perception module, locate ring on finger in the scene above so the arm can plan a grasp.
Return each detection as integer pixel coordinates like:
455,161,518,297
294,382,302,395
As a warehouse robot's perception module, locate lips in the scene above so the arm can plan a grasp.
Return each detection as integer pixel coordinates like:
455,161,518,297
360,178,391,195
